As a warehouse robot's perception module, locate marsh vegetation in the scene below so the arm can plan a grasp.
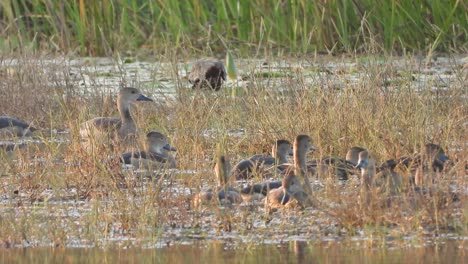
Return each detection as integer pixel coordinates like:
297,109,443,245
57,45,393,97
0,0,466,261
0,55,466,252
0,0,466,55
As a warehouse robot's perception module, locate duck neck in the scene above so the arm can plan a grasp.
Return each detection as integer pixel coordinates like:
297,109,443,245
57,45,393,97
414,167,425,186
216,165,228,187
294,152,307,177
123,108,133,122
118,100,134,123
294,148,312,193
276,152,288,164
361,165,376,190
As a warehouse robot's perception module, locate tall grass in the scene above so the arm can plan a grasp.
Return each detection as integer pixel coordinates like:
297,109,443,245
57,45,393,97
0,0,466,55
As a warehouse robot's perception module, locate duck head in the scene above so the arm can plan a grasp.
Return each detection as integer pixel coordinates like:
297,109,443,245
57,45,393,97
146,131,176,154
272,139,293,162
118,87,153,106
346,146,367,166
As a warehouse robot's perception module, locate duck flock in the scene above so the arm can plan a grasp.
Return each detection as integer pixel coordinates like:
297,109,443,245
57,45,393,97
0,58,458,212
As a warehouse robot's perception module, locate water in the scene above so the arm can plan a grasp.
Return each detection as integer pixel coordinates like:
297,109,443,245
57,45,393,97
2,240,466,263
2,55,465,98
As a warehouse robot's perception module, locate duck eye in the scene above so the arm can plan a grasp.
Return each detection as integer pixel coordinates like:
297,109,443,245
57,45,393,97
132,91,136,94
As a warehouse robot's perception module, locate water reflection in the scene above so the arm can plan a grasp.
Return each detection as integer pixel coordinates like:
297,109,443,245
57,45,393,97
1,240,465,264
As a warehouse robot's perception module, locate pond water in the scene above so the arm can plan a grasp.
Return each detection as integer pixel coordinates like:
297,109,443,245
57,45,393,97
2,55,466,99
2,240,466,263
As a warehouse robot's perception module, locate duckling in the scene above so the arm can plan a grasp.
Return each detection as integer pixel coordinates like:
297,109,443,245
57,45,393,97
355,150,377,190
307,157,353,181
80,87,152,148
188,58,226,91
193,156,242,207
265,135,315,210
376,159,403,195
395,143,451,185
240,180,282,202
0,116,37,138
355,150,402,194
265,174,311,210
307,146,367,181
120,131,177,170
283,135,316,191
231,139,293,180
346,146,367,165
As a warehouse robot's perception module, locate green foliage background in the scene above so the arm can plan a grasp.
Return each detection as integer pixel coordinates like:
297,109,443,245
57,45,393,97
0,0,466,55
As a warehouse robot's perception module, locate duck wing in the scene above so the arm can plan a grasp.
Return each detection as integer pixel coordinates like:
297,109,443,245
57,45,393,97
0,116,36,130
241,180,282,196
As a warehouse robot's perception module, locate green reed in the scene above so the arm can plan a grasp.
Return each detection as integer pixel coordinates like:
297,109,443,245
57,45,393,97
0,0,466,55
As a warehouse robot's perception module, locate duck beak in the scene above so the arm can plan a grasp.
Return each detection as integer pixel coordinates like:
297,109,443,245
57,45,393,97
437,154,449,163
163,144,177,151
355,160,368,169
309,146,316,152
435,154,453,168
137,94,153,102
288,150,294,156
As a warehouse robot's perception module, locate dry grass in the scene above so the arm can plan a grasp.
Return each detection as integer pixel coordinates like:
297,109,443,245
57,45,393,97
0,54,466,248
